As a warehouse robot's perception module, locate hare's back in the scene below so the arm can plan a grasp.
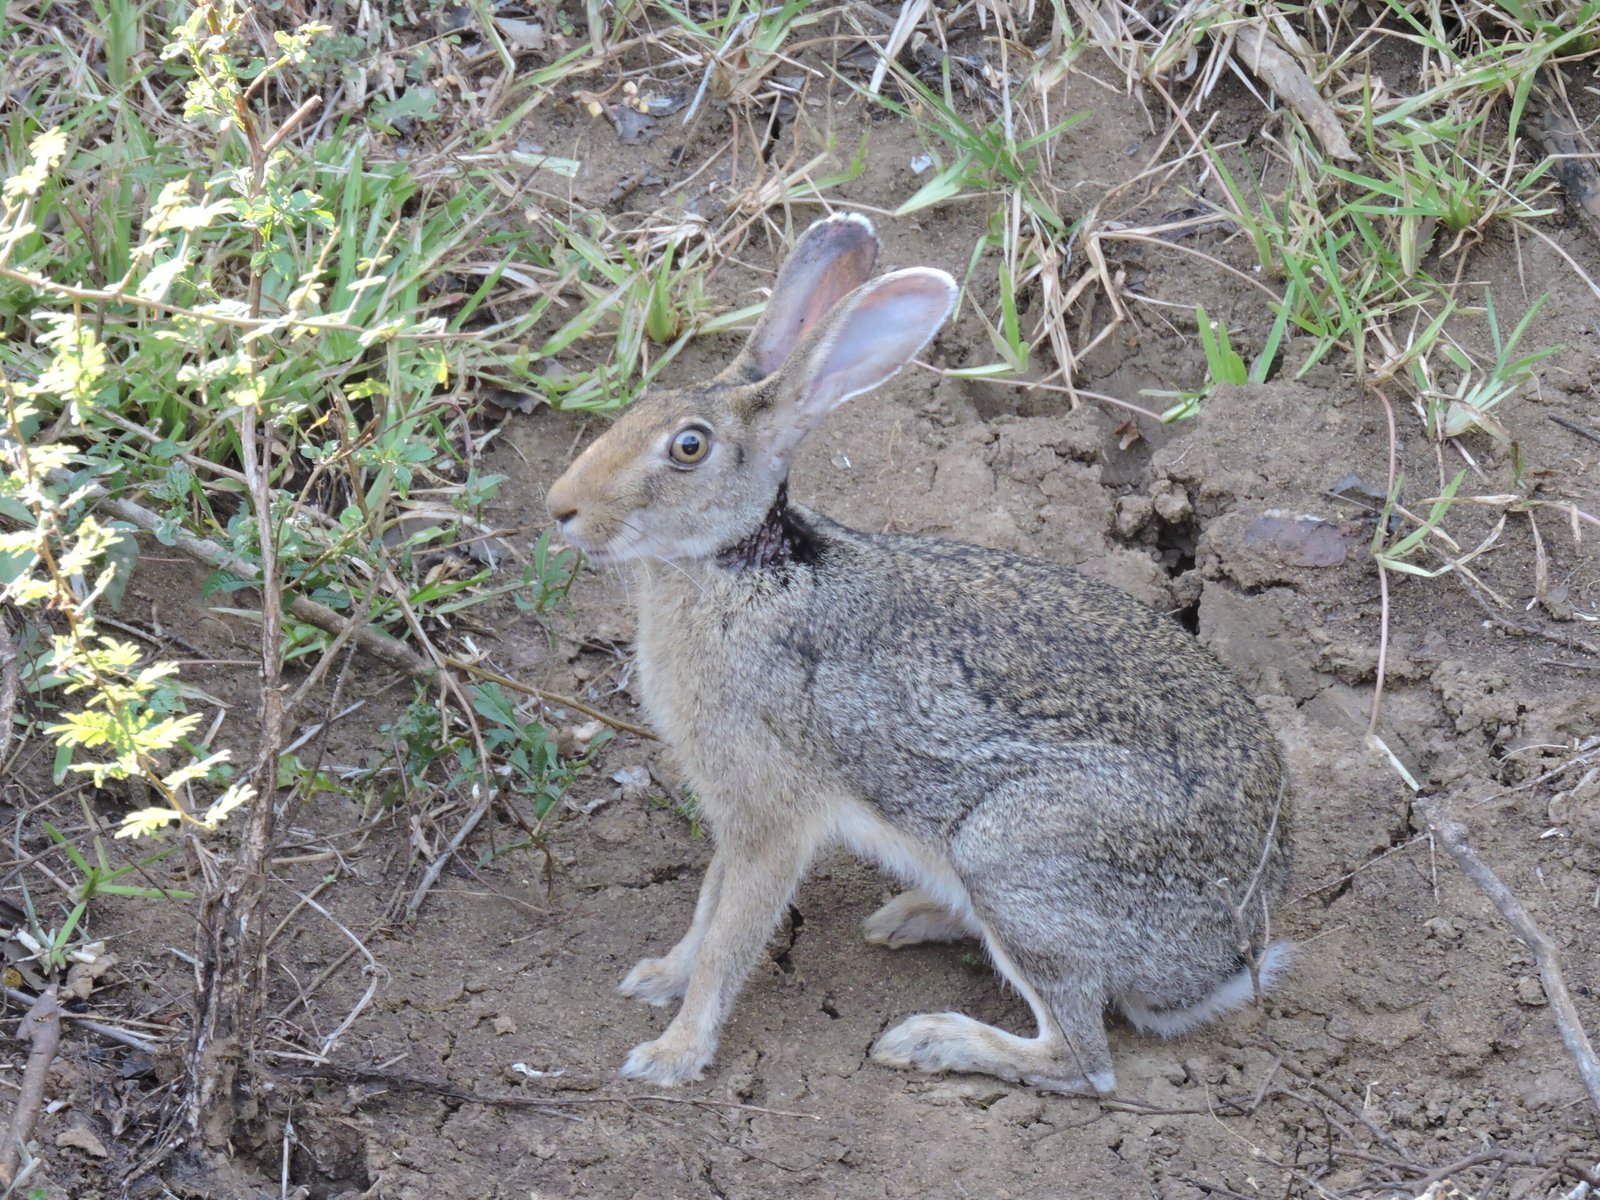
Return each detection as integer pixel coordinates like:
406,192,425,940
824,522,1258,732
798,518,1284,842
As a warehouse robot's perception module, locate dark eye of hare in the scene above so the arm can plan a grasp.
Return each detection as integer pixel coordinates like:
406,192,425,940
669,425,712,466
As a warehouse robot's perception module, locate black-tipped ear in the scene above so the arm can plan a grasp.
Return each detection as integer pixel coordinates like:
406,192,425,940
739,214,880,379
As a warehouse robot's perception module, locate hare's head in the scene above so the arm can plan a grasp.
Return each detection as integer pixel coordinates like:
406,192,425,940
546,215,956,565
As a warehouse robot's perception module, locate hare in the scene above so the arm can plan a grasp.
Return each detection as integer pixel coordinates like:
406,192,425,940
545,213,1291,1095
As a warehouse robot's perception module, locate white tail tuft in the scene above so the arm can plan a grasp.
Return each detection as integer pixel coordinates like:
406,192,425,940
1117,943,1294,1038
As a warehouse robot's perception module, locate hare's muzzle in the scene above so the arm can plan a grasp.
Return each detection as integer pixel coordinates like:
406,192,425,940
546,469,616,561
546,469,580,524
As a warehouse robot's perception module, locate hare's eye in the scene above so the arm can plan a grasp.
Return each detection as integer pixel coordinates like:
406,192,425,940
669,425,712,467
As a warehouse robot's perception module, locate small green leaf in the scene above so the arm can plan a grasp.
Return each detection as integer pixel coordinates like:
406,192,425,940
372,88,441,129
894,158,967,216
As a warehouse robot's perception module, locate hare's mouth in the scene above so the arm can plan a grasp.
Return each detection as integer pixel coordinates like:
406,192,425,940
565,516,730,567
565,522,647,567
567,538,624,568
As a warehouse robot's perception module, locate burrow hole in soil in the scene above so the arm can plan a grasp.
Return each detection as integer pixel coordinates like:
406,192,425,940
1151,511,1202,634
285,1129,374,1200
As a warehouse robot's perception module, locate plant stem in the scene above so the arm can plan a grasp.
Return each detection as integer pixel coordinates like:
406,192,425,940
186,99,294,1152
1413,793,1600,1123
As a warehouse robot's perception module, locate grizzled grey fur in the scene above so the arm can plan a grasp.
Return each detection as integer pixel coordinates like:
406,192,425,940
545,212,1291,1094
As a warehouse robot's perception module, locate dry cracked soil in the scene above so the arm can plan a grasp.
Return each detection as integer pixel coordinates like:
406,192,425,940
10,33,1600,1200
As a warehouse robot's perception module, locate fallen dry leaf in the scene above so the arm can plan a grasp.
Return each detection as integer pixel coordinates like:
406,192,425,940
56,1124,110,1158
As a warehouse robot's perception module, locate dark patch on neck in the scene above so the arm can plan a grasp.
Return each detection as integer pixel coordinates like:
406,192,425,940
716,482,821,571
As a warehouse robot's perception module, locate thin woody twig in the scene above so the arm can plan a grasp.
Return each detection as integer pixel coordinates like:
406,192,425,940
0,612,18,769
1366,385,1401,740
442,656,655,740
1,985,160,1054
1218,780,1286,1003
1231,23,1359,163
0,987,63,1187
1412,792,1600,1120
187,100,297,1144
1272,1050,1416,1161
1551,414,1600,446
54,474,653,739
276,1062,819,1119
404,796,490,919
261,96,321,153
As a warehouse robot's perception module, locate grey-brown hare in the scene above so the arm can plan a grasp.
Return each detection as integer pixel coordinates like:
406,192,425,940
546,213,1291,1095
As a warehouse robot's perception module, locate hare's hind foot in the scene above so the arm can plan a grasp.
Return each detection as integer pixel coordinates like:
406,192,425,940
872,908,1118,1095
863,889,976,948
871,1012,1115,1096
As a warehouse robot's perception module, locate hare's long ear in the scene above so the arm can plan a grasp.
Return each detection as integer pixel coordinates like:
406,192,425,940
735,213,880,380
752,267,957,476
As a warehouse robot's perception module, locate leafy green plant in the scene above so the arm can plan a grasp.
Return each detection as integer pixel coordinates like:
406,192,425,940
1,132,249,835
1198,95,1557,427
1142,304,1251,421
651,0,824,104
375,677,606,826
868,58,1090,384
471,683,612,820
0,0,558,797
504,528,583,616
11,807,188,979
1409,293,1561,440
877,62,1086,240
1371,470,1469,580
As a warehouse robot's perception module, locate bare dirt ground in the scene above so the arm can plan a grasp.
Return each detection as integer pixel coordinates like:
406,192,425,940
7,18,1600,1200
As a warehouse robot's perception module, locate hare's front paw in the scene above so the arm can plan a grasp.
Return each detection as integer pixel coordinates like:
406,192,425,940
863,891,973,948
620,1028,713,1086
619,956,689,1006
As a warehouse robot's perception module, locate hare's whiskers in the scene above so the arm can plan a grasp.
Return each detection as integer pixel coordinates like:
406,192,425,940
618,517,713,601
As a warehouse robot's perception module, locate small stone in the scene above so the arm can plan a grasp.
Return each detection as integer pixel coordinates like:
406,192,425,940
1115,494,1154,538
57,1123,109,1157
1513,975,1546,1007
493,1014,518,1036
1153,486,1192,523
1182,1054,1219,1084
1423,917,1460,942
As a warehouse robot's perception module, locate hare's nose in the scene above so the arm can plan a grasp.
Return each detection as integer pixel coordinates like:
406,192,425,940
546,472,581,523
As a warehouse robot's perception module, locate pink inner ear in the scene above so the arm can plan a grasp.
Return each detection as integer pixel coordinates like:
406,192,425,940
755,255,874,376
757,268,957,476
806,272,957,405
749,217,879,377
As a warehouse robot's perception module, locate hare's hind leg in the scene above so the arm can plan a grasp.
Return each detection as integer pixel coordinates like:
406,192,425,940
871,929,1115,1096
863,889,977,948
